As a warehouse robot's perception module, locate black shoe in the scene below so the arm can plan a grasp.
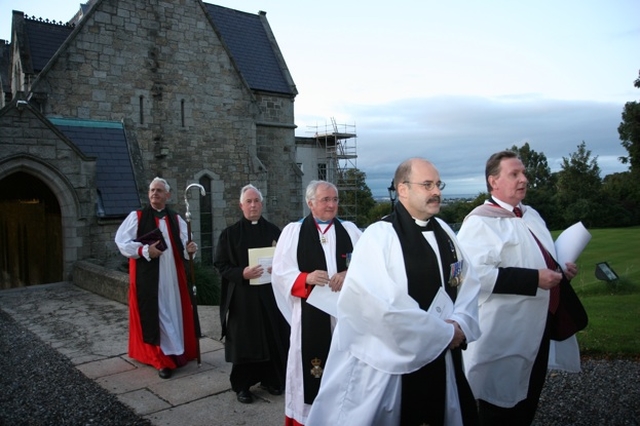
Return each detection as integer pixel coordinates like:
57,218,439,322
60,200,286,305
260,384,283,395
237,390,253,404
266,386,283,396
158,368,172,379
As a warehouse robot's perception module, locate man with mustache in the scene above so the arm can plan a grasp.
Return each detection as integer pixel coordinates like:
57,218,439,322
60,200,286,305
307,158,481,425
457,151,580,425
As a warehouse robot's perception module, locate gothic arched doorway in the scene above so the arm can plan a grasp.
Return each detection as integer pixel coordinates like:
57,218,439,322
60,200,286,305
0,171,63,288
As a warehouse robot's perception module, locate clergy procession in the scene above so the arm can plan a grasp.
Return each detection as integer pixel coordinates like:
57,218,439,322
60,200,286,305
115,153,586,426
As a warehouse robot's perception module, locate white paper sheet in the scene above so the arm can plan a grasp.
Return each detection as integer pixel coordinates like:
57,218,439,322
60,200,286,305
427,287,454,320
554,221,592,270
247,247,276,285
306,284,339,318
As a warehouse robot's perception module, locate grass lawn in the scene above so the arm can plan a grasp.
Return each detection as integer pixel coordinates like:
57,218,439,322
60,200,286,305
551,226,640,358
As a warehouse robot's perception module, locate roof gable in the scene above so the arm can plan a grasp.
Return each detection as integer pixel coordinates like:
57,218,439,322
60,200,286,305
15,2,295,96
23,17,75,73
204,4,294,95
48,118,141,217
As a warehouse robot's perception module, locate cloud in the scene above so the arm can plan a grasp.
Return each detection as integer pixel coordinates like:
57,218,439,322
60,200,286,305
302,95,630,197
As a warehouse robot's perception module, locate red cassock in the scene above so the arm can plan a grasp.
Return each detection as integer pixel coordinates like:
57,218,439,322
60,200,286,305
126,222,198,370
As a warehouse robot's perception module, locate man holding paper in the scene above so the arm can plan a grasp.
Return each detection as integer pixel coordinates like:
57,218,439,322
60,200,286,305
271,180,362,426
306,159,481,426
214,184,289,404
457,151,584,425
115,177,199,379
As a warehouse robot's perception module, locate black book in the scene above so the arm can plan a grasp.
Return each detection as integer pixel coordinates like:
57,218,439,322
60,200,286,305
134,228,167,251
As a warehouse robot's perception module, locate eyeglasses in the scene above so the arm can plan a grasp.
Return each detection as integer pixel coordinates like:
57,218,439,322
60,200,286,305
403,181,446,191
315,197,339,204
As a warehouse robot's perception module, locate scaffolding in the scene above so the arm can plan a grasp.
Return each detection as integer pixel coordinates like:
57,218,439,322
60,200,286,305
308,118,358,222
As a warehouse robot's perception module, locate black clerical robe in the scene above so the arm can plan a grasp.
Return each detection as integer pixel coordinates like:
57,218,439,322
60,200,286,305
214,217,290,372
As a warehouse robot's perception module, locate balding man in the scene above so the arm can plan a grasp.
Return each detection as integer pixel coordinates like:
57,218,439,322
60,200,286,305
307,159,481,425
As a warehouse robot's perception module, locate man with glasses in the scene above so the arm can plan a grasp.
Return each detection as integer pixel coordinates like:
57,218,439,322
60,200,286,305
307,158,481,425
272,180,362,426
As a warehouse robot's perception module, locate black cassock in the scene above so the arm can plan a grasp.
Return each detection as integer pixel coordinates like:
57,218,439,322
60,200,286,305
214,216,290,391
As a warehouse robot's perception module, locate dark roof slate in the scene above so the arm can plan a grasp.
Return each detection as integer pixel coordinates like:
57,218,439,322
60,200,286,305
18,4,293,95
1,41,10,93
24,18,75,72
205,4,294,95
49,118,141,217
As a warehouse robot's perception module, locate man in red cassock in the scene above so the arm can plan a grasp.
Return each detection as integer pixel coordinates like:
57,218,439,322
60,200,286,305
115,177,199,379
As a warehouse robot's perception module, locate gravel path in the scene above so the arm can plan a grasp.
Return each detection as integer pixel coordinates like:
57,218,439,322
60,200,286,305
533,357,640,425
1,307,638,425
0,309,151,426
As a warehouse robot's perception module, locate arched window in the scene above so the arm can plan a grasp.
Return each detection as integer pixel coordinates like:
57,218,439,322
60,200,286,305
181,99,185,128
198,175,213,265
139,95,144,124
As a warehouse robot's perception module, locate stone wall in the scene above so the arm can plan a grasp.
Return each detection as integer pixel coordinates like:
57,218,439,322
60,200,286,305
35,0,259,192
2,0,301,285
73,260,129,305
0,104,98,281
91,218,128,270
30,0,300,240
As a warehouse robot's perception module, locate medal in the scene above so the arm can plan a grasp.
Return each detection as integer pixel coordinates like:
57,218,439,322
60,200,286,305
310,358,323,378
449,260,464,287
315,219,333,244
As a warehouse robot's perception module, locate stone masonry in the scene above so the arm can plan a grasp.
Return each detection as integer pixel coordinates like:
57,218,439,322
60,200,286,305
1,0,302,279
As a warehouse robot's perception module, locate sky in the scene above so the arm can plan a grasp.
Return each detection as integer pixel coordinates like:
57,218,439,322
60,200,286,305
2,0,639,197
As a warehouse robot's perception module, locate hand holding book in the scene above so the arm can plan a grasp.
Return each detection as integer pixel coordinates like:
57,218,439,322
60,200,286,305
134,228,167,251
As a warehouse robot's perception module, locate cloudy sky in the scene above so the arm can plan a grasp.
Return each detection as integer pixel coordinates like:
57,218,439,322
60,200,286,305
2,0,638,197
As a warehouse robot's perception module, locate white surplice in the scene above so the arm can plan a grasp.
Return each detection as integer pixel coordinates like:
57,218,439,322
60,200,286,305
271,218,362,425
115,210,192,355
306,218,481,426
457,201,581,408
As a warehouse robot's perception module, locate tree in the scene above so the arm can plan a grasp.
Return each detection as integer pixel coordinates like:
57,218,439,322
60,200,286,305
337,168,376,228
616,69,640,210
601,172,639,226
366,202,393,225
555,142,602,227
557,142,601,196
508,143,559,227
438,194,486,228
617,70,640,175
508,142,552,190
603,172,636,201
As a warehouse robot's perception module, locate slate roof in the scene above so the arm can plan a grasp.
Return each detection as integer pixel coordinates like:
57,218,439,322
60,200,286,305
13,3,294,217
204,4,294,95
48,118,141,218
18,4,293,95
1,41,10,94
23,18,75,73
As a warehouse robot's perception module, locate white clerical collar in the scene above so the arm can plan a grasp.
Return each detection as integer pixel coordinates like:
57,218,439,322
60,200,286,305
251,221,258,225
413,218,432,229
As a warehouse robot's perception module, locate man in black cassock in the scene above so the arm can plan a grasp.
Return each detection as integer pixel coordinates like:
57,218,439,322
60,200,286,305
214,184,290,404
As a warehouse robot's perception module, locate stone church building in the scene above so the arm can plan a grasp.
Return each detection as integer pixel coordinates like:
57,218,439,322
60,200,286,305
0,0,303,288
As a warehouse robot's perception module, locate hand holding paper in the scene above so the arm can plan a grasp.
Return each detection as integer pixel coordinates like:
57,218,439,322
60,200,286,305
248,247,276,285
554,222,592,270
307,284,339,318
